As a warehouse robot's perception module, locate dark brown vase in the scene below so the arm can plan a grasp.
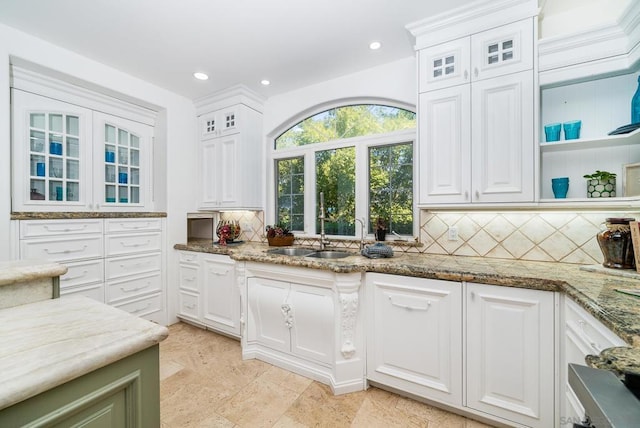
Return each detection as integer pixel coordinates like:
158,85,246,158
597,217,636,269
375,230,386,241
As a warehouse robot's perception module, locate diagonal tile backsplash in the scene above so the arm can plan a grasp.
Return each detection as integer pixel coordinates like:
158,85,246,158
218,209,639,265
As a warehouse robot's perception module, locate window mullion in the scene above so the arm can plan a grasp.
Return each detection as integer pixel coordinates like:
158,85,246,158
355,143,368,239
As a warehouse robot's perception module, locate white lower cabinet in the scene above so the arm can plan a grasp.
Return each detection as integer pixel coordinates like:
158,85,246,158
243,263,364,394
560,296,625,426
466,283,555,428
16,217,166,324
367,274,556,427
366,273,462,406
176,251,240,337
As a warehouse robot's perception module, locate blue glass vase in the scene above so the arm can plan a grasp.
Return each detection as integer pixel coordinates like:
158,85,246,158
633,75,640,124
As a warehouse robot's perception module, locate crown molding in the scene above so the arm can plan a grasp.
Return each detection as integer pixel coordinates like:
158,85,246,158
193,84,265,116
406,0,538,50
539,0,640,86
10,57,158,126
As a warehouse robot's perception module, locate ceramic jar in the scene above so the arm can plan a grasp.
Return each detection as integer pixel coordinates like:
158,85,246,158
597,217,636,269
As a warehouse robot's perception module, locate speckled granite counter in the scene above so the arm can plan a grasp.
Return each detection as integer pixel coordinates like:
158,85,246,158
11,211,167,220
0,295,168,410
176,240,640,378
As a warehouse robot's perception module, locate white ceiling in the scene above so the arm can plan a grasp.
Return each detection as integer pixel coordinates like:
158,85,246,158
0,0,478,100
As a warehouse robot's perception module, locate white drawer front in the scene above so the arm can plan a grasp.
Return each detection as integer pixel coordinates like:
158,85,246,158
60,282,105,303
105,218,162,233
179,251,199,264
106,253,161,280
60,259,104,288
179,291,200,319
179,264,200,292
21,235,104,262
106,272,162,304
105,232,161,256
20,219,103,238
565,298,626,353
114,292,163,320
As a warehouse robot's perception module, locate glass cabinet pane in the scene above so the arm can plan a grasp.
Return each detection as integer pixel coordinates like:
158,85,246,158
118,129,129,146
118,186,128,203
104,121,143,206
130,135,139,148
130,168,139,185
105,164,116,183
26,111,82,204
105,185,116,203
131,187,140,203
105,124,116,144
118,146,128,164
130,149,139,167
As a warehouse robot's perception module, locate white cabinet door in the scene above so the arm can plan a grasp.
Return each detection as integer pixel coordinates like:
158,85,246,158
419,37,470,92
470,19,534,82
200,106,240,139
288,283,334,365
199,134,240,209
202,254,239,336
247,276,291,354
419,86,471,204
367,274,462,406
466,283,555,428
471,70,534,203
12,90,93,211
200,139,219,209
93,112,153,211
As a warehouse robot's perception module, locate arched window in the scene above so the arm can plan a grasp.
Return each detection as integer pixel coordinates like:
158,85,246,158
272,104,416,239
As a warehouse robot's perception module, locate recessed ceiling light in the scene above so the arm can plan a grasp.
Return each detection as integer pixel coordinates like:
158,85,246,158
193,72,209,80
369,41,382,50
261,79,271,86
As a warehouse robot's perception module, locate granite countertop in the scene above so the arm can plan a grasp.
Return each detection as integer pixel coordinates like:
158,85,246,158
175,239,640,378
0,260,67,287
10,211,167,220
0,295,168,410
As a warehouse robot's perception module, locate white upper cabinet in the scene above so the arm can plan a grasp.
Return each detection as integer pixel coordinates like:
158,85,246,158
12,90,154,212
196,86,264,211
417,18,535,205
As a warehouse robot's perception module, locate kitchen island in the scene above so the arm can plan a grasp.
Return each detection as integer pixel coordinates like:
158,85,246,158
0,295,168,426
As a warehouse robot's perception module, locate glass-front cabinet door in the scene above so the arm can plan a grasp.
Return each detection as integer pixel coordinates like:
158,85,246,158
13,90,92,211
12,90,154,212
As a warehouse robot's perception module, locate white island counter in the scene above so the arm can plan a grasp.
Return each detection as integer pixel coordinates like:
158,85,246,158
0,295,168,426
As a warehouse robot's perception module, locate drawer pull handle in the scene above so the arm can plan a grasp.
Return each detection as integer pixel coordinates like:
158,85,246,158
120,261,151,269
185,303,196,309
184,276,196,282
120,240,151,248
130,302,151,313
389,296,431,311
62,270,89,281
209,269,229,276
45,245,88,255
120,283,150,293
120,222,150,229
44,225,88,232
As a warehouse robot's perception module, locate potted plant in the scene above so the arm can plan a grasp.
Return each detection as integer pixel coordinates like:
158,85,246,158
375,217,387,241
265,224,295,246
584,170,617,198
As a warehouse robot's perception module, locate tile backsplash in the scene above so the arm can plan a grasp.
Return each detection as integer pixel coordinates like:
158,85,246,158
219,209,640,265
419,210,640,264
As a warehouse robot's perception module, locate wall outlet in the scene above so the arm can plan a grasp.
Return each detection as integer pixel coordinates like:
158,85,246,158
448,226,458,241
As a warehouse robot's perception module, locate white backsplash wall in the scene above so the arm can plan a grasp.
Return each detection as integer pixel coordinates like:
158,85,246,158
419,210,640,264
220,211,265,242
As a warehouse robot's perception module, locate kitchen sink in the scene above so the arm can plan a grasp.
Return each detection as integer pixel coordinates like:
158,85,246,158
305,250,352,259
267,247,316,257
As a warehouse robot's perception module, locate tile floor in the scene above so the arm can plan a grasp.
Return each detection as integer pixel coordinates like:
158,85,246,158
160,322,496,427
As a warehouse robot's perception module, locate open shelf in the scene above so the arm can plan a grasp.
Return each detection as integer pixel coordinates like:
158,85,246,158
540,127,640,152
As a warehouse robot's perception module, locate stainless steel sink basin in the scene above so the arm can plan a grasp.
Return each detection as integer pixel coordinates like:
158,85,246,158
305,250,352,259
267,247,315,257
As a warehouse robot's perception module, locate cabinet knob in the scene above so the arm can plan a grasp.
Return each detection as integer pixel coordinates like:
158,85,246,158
474,67,479,78
464,191,469,200
475,190,480,198
464,70,468,80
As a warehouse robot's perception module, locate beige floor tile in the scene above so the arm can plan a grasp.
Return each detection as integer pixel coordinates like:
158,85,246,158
271,415,310,428
351,394,428,428
216,377,301,428
259,365,313,394
284,382,366,428
160,360,185,381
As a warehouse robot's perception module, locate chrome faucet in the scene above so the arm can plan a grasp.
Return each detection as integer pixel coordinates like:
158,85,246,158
318,192,330,250
355,218,366,250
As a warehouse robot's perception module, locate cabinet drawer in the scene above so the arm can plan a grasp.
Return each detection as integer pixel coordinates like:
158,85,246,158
60,259,104,288
60,282,105,303
178,251,199,264
105,253,161,280
105,218,162,233
105,232,161,256
179,291,200,319
20,219,103,238
179,264,199,292
565,298,626,353
20,235,104,262
113,292,162,320
106,272,161,304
